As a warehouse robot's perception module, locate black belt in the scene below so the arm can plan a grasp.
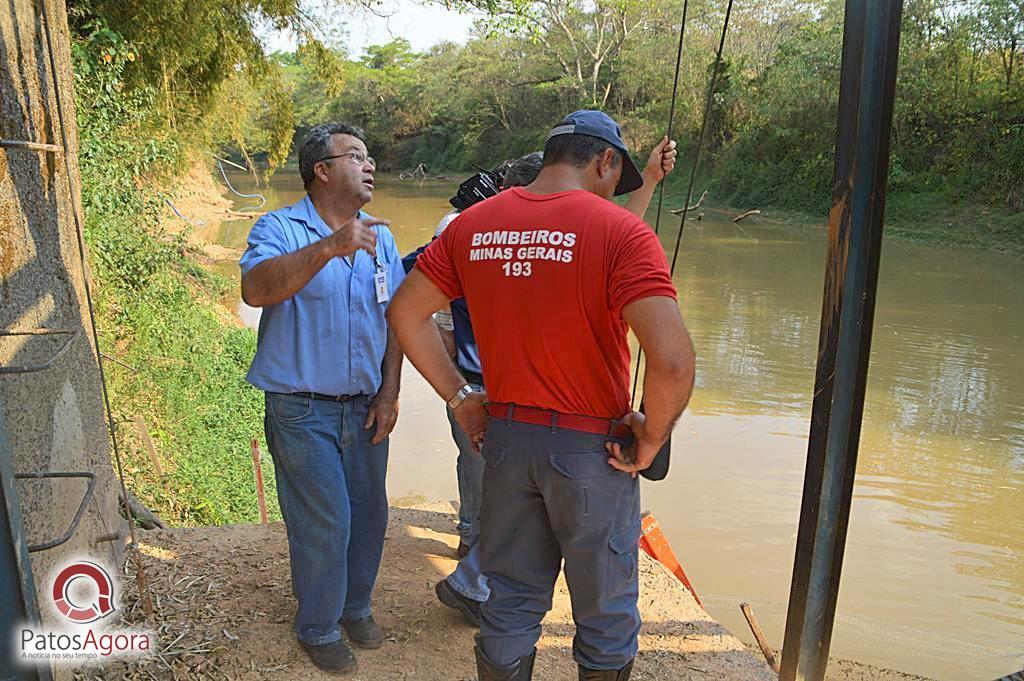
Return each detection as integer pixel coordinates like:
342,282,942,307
461,368,484,387
291,391,361,403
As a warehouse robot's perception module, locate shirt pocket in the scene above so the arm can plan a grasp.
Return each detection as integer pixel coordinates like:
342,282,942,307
299,262,336,299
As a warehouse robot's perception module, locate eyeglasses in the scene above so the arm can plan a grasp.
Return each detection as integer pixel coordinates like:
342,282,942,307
319,151,376,169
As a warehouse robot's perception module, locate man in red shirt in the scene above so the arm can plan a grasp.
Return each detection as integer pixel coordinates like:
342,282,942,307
387,110,696,681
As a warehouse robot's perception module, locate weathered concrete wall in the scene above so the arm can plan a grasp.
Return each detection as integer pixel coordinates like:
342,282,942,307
0,0,125,659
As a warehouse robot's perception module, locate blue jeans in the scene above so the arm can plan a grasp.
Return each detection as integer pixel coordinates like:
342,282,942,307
445,394,489,602
264,392,389,646
448,383,485,541
475,418,640,670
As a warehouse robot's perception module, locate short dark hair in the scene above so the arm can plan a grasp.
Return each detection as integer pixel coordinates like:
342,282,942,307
542,133,621,169
503,152,544,188
299,122,366,189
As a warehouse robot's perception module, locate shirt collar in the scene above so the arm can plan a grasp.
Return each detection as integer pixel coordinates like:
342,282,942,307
286,195,370,239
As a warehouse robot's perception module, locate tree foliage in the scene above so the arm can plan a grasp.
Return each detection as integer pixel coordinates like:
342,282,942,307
276,0,1022,216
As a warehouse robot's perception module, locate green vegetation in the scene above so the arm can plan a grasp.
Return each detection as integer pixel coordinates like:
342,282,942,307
67,2,307,524
68,0,1021,526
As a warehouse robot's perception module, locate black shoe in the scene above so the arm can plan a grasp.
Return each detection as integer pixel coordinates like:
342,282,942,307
342,615,384,649
578,660,634,681
435,578,482,627
475,646,535,681
299,639,357,674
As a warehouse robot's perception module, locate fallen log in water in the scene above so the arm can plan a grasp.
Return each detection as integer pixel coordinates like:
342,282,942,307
669,190,709,216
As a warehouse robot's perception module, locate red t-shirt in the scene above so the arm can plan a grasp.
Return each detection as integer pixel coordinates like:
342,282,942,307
416,187,676,419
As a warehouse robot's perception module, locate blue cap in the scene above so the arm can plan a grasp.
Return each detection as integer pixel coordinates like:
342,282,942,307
546,110,643,196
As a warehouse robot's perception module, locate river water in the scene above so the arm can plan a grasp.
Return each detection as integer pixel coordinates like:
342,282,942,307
199,169,1024,680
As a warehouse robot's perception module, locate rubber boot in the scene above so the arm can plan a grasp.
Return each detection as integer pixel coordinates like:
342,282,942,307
577,660,634,681
475,645,536,681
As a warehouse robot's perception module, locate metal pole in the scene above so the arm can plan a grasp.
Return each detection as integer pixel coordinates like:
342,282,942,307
780,0,904,679
0,401,52,681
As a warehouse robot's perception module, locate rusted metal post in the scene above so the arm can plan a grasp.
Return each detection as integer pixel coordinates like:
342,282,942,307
0,139,62,153
741,602,780,674
0,403,53,681
779,0,905,679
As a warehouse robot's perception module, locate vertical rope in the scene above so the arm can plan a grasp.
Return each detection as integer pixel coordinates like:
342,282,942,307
631,0,735,404
631,0,692,406
669,0,734,275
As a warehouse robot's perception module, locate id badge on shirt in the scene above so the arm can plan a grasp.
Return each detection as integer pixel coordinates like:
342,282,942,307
374,268,389,303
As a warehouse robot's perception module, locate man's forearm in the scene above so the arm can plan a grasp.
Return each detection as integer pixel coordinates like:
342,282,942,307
624,171,659,218
623,296,696,447
392,315,467,403
439,327,457,362
641,345,695,445
378,328,403,400
242,239,335,307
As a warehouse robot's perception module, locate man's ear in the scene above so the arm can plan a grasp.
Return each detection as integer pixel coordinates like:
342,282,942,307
313,160,330,185
595,149,616,179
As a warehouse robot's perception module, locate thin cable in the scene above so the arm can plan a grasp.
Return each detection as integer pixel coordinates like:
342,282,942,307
669,0,734,275
632,0,735,405
38,0,152,612
653,0,691,238
218,159,267,210
631,0,691,406
163,196,204,226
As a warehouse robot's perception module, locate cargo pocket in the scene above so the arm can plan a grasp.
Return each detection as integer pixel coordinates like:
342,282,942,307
608,519,642,583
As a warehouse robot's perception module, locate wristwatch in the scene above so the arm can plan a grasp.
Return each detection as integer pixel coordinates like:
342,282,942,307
447,384,474,411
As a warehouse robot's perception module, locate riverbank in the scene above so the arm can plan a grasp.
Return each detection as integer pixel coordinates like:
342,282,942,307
651,176,1024,258
80,503,774,680
94,160,275,529
158,161,260,266
75,502,940,680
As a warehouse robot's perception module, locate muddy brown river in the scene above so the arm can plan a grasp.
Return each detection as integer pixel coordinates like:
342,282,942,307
199,168,1024,680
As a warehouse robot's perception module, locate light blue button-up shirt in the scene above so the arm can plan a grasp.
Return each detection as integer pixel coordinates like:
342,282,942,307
240,195,405,396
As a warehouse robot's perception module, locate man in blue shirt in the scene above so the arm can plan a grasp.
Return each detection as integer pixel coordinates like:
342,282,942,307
240,122,405,675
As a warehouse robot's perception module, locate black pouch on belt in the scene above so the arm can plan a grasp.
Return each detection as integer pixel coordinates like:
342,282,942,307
637,401,670,481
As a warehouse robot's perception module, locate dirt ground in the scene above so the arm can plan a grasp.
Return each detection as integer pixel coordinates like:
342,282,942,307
75,502,775,680
71,502,939,681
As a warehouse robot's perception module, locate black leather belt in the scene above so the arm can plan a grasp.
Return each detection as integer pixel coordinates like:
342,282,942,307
291,391,361,403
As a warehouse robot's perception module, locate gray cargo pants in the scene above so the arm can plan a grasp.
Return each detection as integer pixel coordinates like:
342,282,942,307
475,417,642,670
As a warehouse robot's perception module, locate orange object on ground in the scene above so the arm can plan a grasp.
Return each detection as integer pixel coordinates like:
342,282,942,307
638,511,702,608
250,439,270,524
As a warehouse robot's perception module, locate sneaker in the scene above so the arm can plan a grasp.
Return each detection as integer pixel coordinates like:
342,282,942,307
299,639,357,674
342,615,384,649
435,578,481,627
